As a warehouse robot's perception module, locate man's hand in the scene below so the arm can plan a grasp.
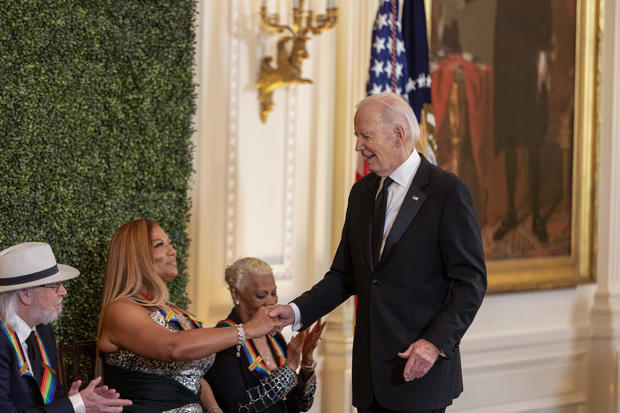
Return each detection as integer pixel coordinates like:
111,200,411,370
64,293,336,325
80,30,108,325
244,306,283,339
397,339,440,382
78,376,132,413
268,304,295,334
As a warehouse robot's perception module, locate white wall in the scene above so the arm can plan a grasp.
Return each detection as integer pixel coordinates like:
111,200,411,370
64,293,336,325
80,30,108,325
188,1,620,412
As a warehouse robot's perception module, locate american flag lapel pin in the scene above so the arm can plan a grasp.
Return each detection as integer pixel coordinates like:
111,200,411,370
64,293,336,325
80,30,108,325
412,195,419,201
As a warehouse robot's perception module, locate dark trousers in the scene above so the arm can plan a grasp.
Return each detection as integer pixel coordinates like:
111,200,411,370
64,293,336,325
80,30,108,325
358,400,447,413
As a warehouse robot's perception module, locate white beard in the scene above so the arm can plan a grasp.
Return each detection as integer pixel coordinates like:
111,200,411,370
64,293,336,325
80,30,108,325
34,301,62,325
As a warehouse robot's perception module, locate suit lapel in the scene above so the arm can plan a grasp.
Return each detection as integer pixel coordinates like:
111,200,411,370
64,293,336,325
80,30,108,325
378,156,430,269
361,175,381,273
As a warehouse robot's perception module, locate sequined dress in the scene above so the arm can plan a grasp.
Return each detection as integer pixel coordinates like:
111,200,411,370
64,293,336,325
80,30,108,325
103,309,215,413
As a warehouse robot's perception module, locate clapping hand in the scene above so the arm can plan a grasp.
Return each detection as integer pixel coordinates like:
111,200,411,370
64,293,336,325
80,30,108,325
69,376,132,413
285,329,308,371
301,318,325,367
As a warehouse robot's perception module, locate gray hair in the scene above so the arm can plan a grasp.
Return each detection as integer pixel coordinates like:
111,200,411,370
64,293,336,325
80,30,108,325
356,92,420,144
0,290,20,330
225,257,273,292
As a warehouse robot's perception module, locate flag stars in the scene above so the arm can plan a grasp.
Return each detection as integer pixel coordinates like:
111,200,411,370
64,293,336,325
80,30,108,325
370,83,383,95
396,39,406,55
373,36,386,54
371,60,384,77
416,73,427,89
395,62,404,79
376,13,389,30
406,78,416,92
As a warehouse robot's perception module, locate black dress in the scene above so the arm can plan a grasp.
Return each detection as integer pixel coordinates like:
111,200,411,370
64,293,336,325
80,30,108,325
206,310,316,413
103,309,215,413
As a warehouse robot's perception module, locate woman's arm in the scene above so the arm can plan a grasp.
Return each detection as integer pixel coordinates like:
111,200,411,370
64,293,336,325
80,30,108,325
98,298,280,361
200,378,222,413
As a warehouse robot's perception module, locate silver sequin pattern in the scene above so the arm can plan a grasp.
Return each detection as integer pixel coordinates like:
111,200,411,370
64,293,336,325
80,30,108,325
104,310,215,396
299,373,317,412
162,403,203,413
238,364,298,413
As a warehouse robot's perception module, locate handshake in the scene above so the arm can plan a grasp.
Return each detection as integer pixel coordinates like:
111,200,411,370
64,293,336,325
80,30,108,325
243,304,296,338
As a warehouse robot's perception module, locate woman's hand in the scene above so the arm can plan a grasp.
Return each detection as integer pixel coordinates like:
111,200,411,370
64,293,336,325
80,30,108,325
301,318,325,367
285,329,308,371
244,306,282,339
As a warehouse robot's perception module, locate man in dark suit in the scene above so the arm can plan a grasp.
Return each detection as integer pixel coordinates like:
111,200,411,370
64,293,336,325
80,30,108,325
271,92,486,412
0,242,132,413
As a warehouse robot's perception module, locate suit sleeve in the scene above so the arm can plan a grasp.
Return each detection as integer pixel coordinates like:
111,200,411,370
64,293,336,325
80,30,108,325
422,180,487,356
292,189,358,329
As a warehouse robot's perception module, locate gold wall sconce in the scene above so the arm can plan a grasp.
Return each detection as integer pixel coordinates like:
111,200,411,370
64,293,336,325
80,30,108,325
257,0,338,123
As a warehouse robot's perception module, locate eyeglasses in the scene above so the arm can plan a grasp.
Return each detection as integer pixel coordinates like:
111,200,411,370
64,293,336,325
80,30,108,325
39,282,63,293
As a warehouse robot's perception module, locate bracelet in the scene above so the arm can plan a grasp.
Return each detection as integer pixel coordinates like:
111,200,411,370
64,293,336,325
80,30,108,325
300,361,316,370
235,323,246,357
206,407,223,413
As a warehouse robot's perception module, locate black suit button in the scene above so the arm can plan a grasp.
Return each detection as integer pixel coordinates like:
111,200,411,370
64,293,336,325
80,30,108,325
372,278,379,285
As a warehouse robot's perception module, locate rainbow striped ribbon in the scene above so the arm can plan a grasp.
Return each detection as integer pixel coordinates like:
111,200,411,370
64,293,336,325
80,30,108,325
0,319,57,404
218,318,286,377
135,293,204,329
33,329,58,404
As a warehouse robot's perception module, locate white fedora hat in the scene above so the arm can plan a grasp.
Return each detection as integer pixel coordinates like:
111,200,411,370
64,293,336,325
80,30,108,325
0,242,80,293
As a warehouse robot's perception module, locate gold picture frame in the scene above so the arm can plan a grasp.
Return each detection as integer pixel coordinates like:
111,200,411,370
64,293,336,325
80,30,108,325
427,0,600,293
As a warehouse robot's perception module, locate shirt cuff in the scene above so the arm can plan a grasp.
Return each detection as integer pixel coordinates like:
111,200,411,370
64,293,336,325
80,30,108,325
289,302,302,331
69,392,85,413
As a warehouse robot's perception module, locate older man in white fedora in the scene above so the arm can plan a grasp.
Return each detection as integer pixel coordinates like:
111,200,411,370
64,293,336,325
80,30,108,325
0,242,132,413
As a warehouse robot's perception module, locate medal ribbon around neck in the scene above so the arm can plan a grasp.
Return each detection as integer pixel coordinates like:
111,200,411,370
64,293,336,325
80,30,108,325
218,318,286,377
0,319,57,404
135,293,204,329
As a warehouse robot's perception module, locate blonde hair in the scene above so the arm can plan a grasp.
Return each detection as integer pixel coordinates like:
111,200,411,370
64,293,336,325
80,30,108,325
97,218,169,338
225,257,272,292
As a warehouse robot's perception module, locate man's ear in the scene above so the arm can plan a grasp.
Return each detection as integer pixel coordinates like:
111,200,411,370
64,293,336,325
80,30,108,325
17,288,34,306
393,123,407,147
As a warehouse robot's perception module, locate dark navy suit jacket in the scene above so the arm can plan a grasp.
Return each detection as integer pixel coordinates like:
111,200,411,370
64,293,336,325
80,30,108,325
0,323,72,413
292,155,487,410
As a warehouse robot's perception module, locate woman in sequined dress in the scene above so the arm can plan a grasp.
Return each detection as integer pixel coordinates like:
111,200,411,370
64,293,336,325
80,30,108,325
97,219,281,413
206,257,325,413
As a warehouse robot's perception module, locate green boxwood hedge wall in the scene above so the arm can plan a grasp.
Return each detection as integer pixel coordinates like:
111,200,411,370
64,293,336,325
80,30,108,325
0,0,197,346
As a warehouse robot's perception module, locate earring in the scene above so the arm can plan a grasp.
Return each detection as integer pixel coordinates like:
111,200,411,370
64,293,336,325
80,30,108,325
234,300,240,305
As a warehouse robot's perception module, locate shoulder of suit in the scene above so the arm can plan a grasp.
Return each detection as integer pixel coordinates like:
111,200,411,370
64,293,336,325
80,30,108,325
35,324,58,344
424,161,465,188
352,173,377,188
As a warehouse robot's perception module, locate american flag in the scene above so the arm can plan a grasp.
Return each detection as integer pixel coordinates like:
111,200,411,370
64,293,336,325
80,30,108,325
366,0,410,98
402,0,432,122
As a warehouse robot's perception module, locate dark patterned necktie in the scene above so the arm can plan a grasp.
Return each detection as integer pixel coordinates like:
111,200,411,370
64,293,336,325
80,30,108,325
26,331,42,383
372,177,394,268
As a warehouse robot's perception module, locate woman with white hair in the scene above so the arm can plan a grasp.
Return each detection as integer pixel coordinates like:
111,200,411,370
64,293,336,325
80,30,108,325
206,257,325,413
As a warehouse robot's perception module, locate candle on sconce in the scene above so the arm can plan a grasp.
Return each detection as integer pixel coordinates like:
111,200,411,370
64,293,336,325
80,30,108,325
293,0,299,9
327,0,335,8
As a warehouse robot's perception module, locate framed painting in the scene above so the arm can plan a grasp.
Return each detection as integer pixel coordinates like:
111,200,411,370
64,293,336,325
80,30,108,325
426,0,600,292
